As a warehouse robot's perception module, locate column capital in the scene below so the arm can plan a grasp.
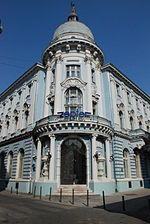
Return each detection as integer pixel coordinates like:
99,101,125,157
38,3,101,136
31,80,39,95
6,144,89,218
49,134,55,138
46,59,51,70
110,75,115,83
95,62,101,71
92,133,98,138
85,55,92,64
36,137,41,142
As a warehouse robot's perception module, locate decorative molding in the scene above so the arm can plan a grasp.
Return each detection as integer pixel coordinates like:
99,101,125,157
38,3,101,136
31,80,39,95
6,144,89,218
61,77,87,91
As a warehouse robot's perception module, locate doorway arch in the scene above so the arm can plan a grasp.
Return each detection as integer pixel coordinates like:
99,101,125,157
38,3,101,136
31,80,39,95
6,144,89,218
61,138,86,185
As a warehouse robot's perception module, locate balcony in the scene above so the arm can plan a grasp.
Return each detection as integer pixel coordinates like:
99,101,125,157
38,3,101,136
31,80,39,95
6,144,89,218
35,115,113,137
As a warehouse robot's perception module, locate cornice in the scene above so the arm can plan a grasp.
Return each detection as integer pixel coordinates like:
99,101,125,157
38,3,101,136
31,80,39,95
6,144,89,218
102,63,150,103
0,63,45,101
42,38,105,66
0,131,32,147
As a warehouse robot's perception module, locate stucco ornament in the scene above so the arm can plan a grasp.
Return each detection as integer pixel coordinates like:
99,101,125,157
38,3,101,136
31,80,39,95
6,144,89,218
96,152,105,177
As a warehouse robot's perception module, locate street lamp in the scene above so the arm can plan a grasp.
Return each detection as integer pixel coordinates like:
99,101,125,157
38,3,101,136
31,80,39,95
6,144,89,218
0,19,3,34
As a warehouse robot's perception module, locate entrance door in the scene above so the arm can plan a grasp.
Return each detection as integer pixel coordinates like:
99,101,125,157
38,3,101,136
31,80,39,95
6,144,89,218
61,138,86,185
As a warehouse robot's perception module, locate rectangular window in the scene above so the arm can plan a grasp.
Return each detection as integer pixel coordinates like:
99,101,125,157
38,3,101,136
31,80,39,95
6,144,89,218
127,92,131,104
91,69,95,83
116,84,120,96
136,98,139,110
66,65,80,78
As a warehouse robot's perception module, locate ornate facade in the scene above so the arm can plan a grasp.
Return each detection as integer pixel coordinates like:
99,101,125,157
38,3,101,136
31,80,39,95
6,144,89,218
0,5,150,195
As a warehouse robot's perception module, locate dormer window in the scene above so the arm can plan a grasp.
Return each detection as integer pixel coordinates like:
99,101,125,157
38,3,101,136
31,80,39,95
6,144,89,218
66,65,80,78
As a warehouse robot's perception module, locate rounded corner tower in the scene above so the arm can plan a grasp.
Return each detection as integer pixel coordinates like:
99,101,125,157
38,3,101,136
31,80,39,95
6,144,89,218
42,4,105,67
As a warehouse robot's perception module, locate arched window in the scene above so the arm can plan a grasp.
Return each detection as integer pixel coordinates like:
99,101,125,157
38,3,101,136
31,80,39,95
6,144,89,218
7,151,13,178
16,149,24,179
123,149,130,178
134,149,141,178
119,111,124,129
64,87,83,112
14,109,19,130
130,116,134,130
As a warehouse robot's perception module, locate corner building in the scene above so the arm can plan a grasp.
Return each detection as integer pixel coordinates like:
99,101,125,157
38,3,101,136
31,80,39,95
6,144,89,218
0,7,150,195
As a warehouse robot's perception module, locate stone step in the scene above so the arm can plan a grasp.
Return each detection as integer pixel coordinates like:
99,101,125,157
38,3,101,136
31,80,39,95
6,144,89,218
53,185,93,195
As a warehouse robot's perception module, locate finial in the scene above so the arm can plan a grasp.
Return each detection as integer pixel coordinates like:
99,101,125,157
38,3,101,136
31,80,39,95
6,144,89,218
68,1,78,21
71,1,76,13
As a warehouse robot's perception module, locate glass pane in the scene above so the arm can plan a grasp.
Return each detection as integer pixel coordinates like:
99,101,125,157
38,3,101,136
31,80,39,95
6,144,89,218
77,71,80,78
71,71,75,77
67,71,69,78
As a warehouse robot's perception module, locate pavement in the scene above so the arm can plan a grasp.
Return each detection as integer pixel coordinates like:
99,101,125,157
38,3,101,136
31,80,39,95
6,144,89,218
0,188,150,223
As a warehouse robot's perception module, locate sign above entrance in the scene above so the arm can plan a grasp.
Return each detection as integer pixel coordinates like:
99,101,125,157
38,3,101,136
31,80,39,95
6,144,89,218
57,110,91,120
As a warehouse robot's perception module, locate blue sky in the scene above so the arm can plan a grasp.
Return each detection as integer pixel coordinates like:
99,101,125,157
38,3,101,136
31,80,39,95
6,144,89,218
0,0,150,95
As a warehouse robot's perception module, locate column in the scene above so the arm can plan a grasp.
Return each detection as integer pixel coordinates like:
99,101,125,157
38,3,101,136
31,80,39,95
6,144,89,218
92,134,98,181
85,53,92,114
110,76,119,127
36,138,42,180
121,84,130,130
105,139,111,179
44,60,51,117
29,79,37,124
49,135,55,181
54,51,62,114
95,61,103,117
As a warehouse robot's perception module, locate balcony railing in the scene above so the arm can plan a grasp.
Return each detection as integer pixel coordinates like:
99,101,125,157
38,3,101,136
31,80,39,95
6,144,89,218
36,115,111,128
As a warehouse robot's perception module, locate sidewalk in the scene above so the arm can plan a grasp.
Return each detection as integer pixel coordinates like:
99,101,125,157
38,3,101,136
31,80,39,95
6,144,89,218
1,188,150,223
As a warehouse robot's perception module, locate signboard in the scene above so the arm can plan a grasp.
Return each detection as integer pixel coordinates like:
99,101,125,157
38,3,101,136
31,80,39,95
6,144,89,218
57,110,91,120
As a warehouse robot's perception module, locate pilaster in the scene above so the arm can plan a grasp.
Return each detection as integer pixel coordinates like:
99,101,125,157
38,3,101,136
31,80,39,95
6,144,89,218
36,138,42,180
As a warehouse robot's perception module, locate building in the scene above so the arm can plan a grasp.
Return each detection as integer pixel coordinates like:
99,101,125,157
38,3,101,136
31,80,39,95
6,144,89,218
0,5,150,195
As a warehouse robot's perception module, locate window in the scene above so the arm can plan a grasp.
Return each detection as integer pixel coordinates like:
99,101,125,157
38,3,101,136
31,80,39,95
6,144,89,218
27,83,32,96
92,101,97,115
119,111,124,129
139,121,142,129
64,87,83,112
52,69,55,83
17,149,24,179
91,69,95,83
134,150,141,178
7,151,13,178
116,84,120,96
127,92,131,104
136,98,139,109
130,117,134,130
143,104,147,114
50,101,54,115
123,149,130,178
14,110,19,130
10,97,13,105
18,91,22,100
66,65,80,78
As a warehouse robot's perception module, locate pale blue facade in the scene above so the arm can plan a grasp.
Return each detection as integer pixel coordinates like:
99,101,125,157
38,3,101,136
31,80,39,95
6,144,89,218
0,6,150,196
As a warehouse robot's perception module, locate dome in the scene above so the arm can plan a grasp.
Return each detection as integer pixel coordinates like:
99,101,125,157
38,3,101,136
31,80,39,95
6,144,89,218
52,21,94,42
